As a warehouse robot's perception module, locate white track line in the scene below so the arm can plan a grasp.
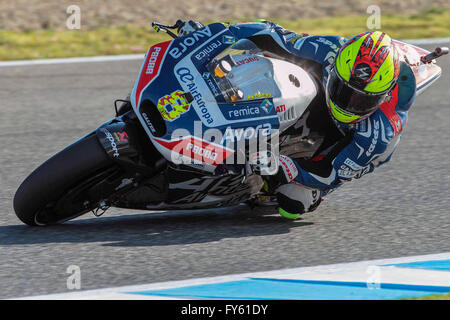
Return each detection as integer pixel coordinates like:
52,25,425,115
403,37,450,45
0,54,145,67
0,38,448,68
13,252,450,300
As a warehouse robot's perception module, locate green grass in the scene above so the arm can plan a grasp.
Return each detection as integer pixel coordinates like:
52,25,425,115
404,292,450,300
1,9,449,61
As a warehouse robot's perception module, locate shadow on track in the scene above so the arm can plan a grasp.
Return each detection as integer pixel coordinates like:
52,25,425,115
0,205,313,247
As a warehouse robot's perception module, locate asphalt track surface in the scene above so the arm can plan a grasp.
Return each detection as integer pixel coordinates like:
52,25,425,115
0,44,449,299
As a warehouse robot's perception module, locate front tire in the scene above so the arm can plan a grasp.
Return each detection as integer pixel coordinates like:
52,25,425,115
13,134,113,226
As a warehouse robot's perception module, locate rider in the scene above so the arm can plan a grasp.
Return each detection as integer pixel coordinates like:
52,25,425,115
178,20,416,219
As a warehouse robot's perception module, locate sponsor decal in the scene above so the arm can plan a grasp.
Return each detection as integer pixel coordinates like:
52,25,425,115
338,164,371,180
135,41,171,107
339,159,373,180
235,56,260,68
222,123,271,142
276,104,286,113
259,99,273,114
222,35,235,45
157,90,191,121
113,131,129,142
201,71,221,96
224,104,262,120
366,120,380,157
175,67,213,124
141,112,157,134
100,128,120,158
145,46,162,75
247,92,272,99
186,142,218,162
206,79,220,97
195,40,222,60
279,155,298,181
343,158,362,171
379,85,402,136
154,136,233,166
169,26,212,59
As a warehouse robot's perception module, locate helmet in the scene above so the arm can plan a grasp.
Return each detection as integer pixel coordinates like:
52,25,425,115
326,31,400,123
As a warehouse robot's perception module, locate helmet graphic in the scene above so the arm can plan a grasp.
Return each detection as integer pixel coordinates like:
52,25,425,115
326,31,400,123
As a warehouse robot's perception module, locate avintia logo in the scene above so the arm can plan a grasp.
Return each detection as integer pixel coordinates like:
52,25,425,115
169,26,212,59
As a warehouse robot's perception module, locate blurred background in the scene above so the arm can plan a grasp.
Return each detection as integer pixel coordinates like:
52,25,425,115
0,0,449,60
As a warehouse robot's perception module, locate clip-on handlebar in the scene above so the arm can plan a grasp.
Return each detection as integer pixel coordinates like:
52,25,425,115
151,20,185,39
421,46,449,64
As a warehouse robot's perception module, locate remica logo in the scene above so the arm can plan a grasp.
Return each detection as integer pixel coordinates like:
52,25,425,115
227,105,261,119
169,26,212,59
195,40,222,60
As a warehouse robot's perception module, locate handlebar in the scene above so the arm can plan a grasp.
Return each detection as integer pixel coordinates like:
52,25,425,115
421,46,449,64
151,20,185,39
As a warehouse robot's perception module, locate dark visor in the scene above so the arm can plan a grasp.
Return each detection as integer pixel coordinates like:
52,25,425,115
327,67,387,116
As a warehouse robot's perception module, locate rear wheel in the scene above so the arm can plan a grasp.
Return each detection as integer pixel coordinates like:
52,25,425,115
13,134,115,226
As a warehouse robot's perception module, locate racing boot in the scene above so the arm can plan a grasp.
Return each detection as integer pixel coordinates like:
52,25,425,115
276,183,322,219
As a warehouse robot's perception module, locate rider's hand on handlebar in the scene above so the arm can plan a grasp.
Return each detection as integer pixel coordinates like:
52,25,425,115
177,20,205,36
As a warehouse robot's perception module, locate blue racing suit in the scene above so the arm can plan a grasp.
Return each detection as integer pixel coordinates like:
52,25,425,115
227,21,417,212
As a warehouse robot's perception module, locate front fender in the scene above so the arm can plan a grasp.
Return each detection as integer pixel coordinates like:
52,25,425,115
96,117,139,162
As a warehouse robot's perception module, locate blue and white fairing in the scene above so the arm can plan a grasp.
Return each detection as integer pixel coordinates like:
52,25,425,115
131,23,317,172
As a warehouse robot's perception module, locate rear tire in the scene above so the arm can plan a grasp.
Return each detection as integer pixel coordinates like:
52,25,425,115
13,134,113,226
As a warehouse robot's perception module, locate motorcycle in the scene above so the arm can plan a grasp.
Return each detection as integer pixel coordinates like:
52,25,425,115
13,20,448,226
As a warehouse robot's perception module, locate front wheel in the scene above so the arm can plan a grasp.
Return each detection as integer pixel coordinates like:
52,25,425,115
13,134,114,226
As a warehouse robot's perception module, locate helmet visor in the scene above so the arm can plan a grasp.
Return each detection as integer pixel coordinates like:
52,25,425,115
327,67,387,118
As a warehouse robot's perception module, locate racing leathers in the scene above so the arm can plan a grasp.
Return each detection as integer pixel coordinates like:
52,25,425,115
226,21,417,215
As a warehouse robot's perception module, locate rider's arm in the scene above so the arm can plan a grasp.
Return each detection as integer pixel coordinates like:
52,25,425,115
228,21,309,56
292,86,413,193
291,131,382,191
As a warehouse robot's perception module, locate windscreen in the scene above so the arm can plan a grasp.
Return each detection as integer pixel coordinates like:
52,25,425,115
204,39,281,103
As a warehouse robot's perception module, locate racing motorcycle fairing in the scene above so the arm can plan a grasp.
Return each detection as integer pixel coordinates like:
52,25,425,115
130,22,318,174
